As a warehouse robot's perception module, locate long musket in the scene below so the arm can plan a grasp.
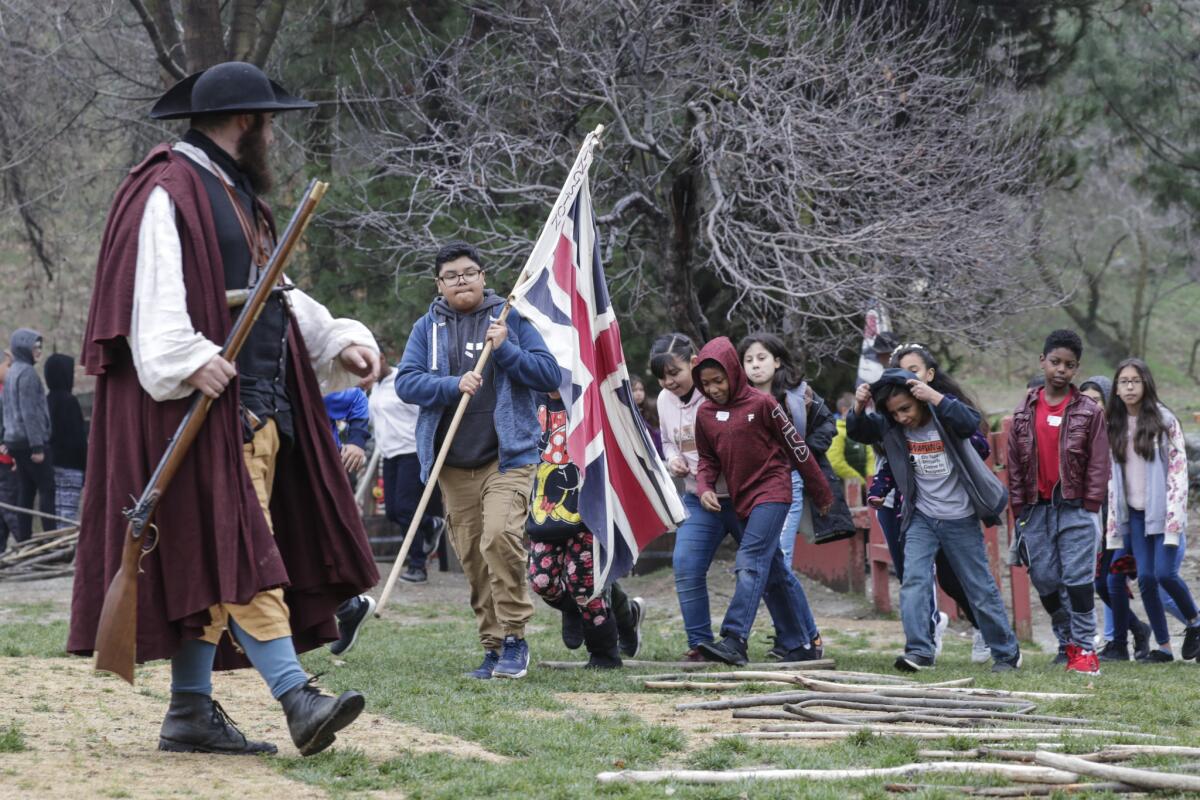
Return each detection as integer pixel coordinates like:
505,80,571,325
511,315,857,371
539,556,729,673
92,179,329,684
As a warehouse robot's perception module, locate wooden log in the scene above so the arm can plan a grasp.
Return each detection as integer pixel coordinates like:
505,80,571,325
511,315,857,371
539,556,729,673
732,728,1165,740
801,680,1086,701
797,675,976,692
1098,745,1200,760
596,761,1081,785
645,680,795,690
1034,750,1200,792
792,701,1104,726
786,693,1037,711
915,746,1066,760
886,782,1141,796
539,658,835,671
779,709,986,728
676,691,819,711
634,670,914,684
731,710,807,721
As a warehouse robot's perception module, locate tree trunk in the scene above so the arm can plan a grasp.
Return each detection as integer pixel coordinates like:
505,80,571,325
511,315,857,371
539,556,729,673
1130,229,1149,358
666,164,709,342
182,0,225,70
228,0,258,62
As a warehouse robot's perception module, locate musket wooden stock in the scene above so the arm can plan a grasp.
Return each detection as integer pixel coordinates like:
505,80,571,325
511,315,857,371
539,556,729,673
93,179,329,684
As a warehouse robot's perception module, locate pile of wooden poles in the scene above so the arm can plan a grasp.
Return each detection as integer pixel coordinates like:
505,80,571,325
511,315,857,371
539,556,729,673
594,665,1200,794
0,501,78,581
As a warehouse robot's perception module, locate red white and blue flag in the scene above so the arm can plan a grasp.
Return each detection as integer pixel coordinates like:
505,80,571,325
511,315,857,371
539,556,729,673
511,130,686,590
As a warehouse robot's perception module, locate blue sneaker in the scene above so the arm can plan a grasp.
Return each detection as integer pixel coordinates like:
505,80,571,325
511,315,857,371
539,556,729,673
467,650,500,680
493,635,530,679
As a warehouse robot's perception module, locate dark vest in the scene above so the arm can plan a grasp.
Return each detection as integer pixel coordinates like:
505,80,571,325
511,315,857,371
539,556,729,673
180,130,293,440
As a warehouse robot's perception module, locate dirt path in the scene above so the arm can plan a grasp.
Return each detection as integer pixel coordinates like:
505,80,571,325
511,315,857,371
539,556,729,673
0,656,504,800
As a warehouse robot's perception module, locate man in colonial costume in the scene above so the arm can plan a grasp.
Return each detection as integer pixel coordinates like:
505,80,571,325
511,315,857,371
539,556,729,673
68,62,381,757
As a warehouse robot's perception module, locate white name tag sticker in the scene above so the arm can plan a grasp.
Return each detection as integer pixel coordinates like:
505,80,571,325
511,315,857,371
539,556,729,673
1048,415,1063,427
716,411,730,422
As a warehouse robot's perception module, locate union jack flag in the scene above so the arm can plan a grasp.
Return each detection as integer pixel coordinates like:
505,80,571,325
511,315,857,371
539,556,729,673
511,131,686,590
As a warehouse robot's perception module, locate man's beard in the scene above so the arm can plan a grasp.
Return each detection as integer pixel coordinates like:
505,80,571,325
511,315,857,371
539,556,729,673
237,115,274,195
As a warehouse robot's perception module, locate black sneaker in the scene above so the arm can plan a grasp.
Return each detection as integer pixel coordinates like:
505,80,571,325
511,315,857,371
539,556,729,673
329,594,376,656
466,650,501,679
1052,644,1069,665
400,564,427,583
1132,617,1151,661
1183,625,1200,661
895,653,935,673
810,636,824,660
991,650,1023,673
780,644,821,662
1098,641,1129,662
697,636,748,666
765,646,786,661
1137,648,1175,664
618,597,645,658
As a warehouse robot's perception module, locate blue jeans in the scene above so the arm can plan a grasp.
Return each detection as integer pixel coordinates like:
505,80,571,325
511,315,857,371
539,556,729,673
877,502,938,634
383,453,444,571
1121,509,1198,646
900,511,1018,662
674,495,812,649
780,471,804,568
720,502,812,647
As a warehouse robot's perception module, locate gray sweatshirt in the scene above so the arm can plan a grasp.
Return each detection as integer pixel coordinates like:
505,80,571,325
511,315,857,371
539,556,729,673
1,328,51,453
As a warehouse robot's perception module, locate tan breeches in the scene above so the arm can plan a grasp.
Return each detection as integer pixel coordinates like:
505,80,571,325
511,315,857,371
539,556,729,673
199,419,291,644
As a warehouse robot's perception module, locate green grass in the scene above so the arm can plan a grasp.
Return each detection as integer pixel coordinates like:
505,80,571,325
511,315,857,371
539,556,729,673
0,722,28,753
266,604,1200,799
0,621,69,658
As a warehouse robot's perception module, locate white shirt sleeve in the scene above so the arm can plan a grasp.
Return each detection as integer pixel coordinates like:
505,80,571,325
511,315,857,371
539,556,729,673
286,282,379,394
129,187,222,402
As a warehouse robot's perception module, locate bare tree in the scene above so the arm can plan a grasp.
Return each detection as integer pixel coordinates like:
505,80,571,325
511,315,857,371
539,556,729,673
335,0,1044,359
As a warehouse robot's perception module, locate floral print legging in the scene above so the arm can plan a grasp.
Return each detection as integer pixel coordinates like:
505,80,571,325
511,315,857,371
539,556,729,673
527,531,610,626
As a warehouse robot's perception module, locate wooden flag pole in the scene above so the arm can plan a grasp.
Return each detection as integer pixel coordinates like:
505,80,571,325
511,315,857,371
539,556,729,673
375,125,605,617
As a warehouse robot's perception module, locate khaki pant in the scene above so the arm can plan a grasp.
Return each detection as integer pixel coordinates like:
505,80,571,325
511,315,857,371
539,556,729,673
439,461,536,650
199,419,291,644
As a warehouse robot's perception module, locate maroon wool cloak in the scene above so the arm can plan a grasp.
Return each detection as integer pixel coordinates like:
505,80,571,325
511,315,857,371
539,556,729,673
67,145,379,669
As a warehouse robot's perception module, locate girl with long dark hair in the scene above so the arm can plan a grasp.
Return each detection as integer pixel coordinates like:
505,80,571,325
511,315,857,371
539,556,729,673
1104,358,1200,662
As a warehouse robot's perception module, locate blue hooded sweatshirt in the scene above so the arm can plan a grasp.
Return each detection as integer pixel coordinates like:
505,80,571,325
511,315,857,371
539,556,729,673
395,292,560,482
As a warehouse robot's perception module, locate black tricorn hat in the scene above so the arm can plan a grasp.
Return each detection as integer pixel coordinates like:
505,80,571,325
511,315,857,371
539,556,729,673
150,61,317,121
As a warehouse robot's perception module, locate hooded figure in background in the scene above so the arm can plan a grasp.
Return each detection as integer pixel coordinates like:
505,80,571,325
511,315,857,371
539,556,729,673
0,328,55,542
0,349,21,552
44,353,87,521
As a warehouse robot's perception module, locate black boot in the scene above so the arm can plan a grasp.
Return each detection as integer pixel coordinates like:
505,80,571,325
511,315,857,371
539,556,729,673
1131,616,1151,661
158,692,277,755
541,595,584,650
279,679,366,757
610,583,645,658
582,611,622,669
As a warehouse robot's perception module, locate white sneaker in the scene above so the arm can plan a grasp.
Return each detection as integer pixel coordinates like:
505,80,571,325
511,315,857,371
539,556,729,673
933,611,949,657
971,628,990,664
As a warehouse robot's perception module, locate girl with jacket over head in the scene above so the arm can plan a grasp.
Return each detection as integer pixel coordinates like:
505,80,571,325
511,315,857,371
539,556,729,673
849,370,1021,673
44,353,88,522
1104,359,1200,663
690,337,833,666
880,344,991,663
653,333,824,662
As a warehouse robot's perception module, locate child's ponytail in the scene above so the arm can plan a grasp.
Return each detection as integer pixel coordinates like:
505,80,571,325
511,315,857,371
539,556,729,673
649,332,697,380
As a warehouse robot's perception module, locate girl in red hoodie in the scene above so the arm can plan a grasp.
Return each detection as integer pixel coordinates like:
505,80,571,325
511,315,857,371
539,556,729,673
692,337,833,665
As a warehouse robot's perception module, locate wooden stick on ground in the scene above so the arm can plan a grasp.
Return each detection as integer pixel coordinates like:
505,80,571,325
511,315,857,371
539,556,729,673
596,762,1081,785
885,782,1141,796
915,747,1071,761
1034,750,1200,792
540,658,835,671
1097,745,1200,760
646,680,795,691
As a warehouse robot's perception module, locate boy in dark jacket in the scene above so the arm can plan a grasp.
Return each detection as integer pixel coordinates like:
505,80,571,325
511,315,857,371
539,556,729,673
1006,330,1110,676
0,328,54,541
848,369,1021,673
691,337,833,666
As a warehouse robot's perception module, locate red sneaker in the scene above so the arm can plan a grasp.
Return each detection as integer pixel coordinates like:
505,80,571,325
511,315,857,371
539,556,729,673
1066,645,1101,675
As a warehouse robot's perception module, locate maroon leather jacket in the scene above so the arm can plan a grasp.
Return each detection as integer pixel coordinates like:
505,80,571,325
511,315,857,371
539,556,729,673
1006,386,1111,517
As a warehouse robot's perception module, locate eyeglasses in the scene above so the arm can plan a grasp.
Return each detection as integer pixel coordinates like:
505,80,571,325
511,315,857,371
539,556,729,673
437,267,482,286
1117,378,1143,387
